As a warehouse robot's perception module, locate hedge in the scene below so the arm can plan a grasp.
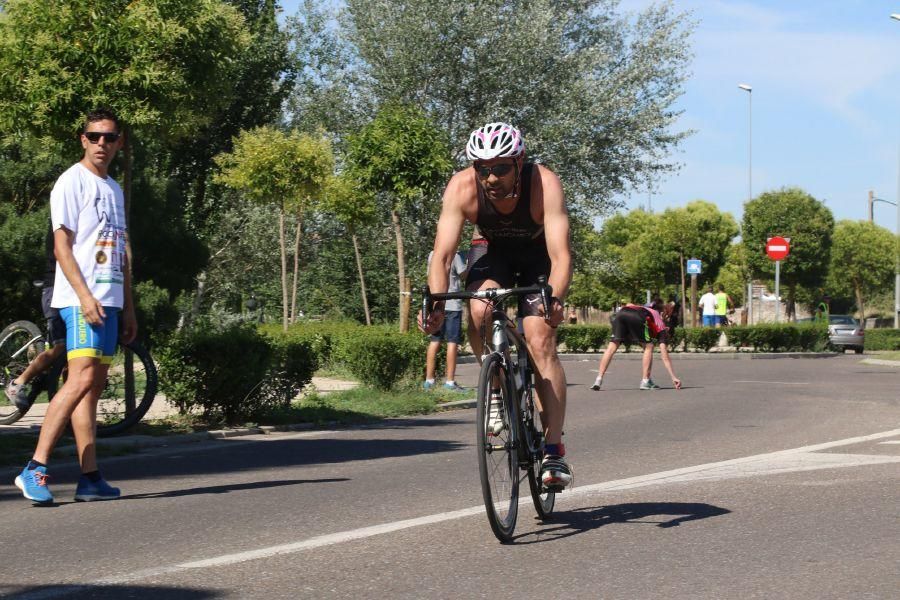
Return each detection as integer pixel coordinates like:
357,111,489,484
159,321,318,424
724,323,828,352
864,328,900,351
556,325,610,352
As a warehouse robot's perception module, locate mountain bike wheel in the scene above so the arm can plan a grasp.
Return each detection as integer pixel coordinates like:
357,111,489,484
42,341,158,436
0,320,45,424
476,352,519,543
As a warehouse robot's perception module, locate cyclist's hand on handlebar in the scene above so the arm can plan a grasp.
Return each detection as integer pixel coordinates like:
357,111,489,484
417,307,445,335
539,297,565,328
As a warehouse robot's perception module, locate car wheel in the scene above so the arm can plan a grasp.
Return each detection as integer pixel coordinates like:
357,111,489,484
854,347,864,354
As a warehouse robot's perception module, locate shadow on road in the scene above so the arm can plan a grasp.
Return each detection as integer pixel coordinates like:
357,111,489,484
3,584,222,599
120,477,350,500
516,501,731,543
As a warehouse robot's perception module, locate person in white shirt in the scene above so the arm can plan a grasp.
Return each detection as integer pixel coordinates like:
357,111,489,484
698,286,718,328
15,109,137,505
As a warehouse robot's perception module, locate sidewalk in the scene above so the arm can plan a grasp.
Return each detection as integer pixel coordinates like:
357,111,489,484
0,376,360,436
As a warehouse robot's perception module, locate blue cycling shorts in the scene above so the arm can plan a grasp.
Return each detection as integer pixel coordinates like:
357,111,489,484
59,306,119,364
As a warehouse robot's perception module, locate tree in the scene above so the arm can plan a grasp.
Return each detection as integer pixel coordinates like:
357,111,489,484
346,104,453,331
342,0,695,214
321,173,378,324
0,0,251,217
742,187,834,320
826,220,895,324
215,127,334,331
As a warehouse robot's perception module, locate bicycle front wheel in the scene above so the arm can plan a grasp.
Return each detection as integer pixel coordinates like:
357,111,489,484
0,320,45,424
476,352,519,543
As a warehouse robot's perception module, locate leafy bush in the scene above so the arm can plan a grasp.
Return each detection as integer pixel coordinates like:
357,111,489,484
343,331,428,390
681,327,721,352
556,324,610,352
864,328,900,351
725,323,827,352
159,321,317,424
133,280,179,349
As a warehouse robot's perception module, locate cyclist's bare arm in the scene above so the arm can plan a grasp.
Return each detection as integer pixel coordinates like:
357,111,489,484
429,171,477,296
53,227,105,324
538,166,571,323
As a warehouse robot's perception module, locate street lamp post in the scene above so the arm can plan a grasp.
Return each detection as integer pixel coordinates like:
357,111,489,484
892,14,900,327
739,83,753,322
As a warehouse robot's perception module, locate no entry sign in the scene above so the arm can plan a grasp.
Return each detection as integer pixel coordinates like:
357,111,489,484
766,236,790,261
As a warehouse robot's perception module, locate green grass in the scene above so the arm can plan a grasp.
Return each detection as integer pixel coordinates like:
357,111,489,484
876,351,900,361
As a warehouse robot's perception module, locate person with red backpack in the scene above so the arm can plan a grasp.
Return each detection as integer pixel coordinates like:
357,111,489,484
590,297,682,391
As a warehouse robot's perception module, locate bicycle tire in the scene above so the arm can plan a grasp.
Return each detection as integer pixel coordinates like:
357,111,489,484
42,340,157,436
0,320,45,424
524,395,555,519
476,352,519,543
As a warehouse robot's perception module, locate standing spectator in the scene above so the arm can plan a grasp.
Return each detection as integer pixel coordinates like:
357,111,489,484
590,299,682,391
567,306,578,325
15,108,137,505
815,294,831,323
662,294,680,330
699,286,718,327
424,249,467,391
714,284,734,326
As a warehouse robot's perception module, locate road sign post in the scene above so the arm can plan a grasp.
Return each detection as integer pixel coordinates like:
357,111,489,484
687,259,701,327
765,237,791,323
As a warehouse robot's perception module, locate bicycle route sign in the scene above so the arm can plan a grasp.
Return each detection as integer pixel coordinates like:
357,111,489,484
765,236,790,261
686,259,702,275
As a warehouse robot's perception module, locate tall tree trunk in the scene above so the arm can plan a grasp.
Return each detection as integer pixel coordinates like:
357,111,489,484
279,206,289,332
351,229,372,325
290,207,303,323
391,208,408,332
854,281,866,329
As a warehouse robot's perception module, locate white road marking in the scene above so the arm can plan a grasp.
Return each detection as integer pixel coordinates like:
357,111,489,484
733,380,810,385
878,440,900,445
15,428,900,598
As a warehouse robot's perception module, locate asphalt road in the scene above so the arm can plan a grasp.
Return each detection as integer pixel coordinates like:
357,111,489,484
1,355,898,599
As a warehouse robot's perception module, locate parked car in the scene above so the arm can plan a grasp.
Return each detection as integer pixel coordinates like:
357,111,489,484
797,314,865,353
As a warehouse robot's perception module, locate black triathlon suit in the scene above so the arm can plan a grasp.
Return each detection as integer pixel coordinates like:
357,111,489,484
466,163,550,317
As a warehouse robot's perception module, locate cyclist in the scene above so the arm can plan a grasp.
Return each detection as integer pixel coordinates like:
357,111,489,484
590,298,682,391
15,108,137,505
4,229,67,411
420,121,573,490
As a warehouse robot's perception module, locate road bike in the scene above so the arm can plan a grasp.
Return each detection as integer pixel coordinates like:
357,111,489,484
422,276,556,543
0,319,158,436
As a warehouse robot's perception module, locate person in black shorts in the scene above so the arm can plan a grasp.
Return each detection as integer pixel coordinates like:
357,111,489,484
419,121,574,490
4,229,67,411
590,299,682,391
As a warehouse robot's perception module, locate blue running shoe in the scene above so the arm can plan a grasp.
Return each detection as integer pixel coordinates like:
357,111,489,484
423,380,435,391
74,475,120,502
15,465,53,504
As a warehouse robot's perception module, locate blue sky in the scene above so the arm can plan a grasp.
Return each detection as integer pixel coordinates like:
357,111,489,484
279,1,900,231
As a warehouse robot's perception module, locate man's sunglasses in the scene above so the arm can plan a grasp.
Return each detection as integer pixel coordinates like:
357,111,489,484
84,131,121,144
475,163,514,179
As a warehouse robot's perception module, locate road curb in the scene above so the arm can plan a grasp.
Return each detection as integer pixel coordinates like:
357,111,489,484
457,351,839,364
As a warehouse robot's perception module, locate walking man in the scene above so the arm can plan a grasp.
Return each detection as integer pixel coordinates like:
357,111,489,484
714,284,734,326
15,108,137,504
699,286,717,327
424,249,467,391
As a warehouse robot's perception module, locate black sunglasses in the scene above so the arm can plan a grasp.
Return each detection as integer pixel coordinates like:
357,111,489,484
475,163,514,178
84,131,121,144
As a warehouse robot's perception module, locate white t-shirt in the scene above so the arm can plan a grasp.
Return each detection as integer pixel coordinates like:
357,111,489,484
50,163,127,309
427,251,468,312
699,292,718,316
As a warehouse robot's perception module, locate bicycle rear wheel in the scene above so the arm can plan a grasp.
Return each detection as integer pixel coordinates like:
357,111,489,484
42,340,158,436
476,352,519,543
0,320,45,424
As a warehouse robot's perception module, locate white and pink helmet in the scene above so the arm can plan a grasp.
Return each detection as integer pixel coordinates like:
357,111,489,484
465,122,525,161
